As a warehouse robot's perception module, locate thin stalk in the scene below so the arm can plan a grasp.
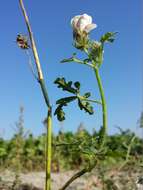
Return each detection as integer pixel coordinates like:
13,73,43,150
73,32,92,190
84,99,102,105
93,67,107,147
19,1,52,189
73,57,94,69
78,96,102,105
45,111,52,190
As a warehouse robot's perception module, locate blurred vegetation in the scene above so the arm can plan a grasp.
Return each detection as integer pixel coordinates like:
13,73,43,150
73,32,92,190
0,107,143,174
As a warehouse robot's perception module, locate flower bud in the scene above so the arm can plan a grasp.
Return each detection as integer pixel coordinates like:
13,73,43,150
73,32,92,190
89,41,103,66
71,14,97,50
71,14,97,34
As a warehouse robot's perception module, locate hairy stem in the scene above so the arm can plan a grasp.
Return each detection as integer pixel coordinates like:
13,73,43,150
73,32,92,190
19,1,52,189
94,67,107,147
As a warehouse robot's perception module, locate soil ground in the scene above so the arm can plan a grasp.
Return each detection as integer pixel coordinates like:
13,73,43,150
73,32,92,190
0,170,143,190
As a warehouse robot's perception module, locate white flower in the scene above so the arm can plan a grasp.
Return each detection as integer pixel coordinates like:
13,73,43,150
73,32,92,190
71,14,97,33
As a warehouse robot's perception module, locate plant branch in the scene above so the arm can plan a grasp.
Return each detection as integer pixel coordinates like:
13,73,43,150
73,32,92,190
59,160,96,190
59,168,88,190
73,57,94,69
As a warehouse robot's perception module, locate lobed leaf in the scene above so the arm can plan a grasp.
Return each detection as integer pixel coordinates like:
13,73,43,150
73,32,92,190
54,104,66,121
54,96,77,121
100,32,117,44
54,77,80,94
78,99,94,115
56,96,77,105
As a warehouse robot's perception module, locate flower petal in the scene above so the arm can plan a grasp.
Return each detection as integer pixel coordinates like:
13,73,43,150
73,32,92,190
71,15,81,30
82,14,92,25
84,23,97,33
76,16,88,31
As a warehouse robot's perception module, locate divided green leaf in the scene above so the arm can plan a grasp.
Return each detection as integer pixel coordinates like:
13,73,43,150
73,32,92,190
54,78,94,121
54,77,80,94
54,96,77,121
78,99,94,115
56,96,77,105
100,32,117,44
61,57,74,63
54,105,65,121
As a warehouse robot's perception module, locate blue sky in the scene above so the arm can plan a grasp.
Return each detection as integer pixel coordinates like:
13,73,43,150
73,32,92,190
0,0,142,139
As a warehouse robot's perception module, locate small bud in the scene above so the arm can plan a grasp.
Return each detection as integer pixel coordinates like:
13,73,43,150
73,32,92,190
89,41,103,66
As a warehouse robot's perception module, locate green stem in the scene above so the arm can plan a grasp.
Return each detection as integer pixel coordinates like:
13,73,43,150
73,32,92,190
39,79,52,190
94,67,107,146
45,110,52,190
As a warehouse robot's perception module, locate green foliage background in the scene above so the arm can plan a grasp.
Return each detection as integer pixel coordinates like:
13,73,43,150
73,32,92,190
0,107,143,173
